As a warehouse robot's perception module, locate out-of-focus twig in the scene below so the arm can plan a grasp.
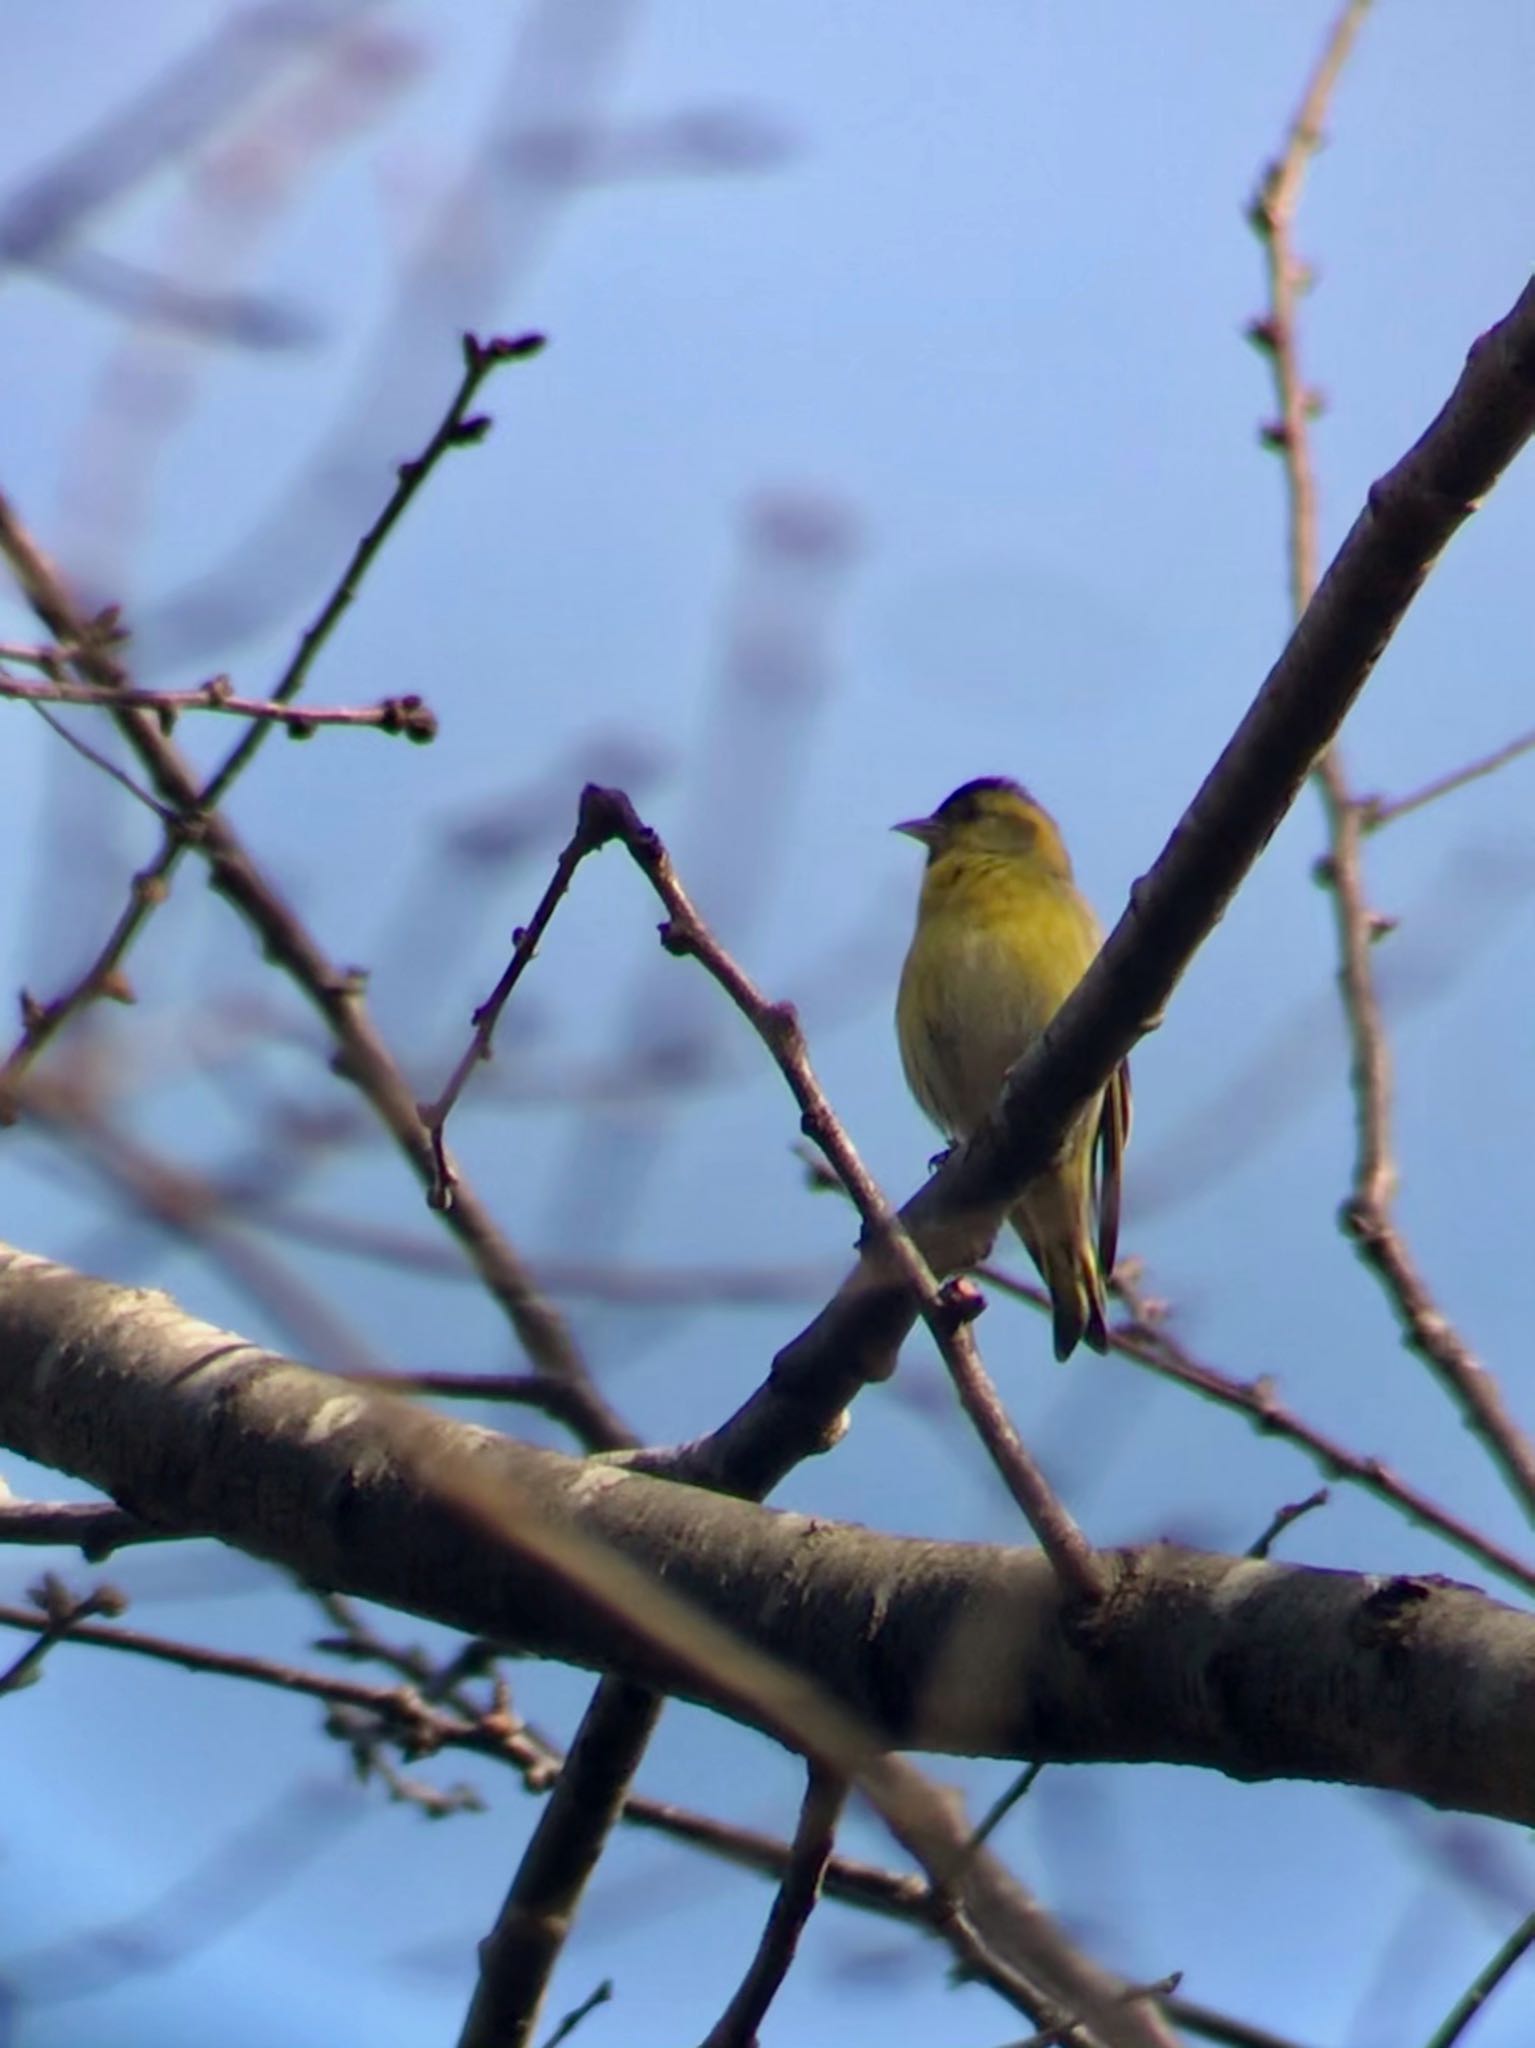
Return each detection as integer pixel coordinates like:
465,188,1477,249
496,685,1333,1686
1247,0,1535,1523
0,2,362,333
0,1576,126,1696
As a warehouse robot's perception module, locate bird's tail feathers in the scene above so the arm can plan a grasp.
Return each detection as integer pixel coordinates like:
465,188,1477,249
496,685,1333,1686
1011,1180,1109,1362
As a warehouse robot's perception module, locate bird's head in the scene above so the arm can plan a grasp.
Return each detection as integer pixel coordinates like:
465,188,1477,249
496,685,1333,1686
894,776,1072,875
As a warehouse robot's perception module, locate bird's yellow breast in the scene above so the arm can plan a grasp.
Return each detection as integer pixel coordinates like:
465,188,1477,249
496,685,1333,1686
896,850,1102,1139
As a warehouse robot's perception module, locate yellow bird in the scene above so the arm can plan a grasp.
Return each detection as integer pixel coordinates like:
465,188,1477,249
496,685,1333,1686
894,777,1130,1359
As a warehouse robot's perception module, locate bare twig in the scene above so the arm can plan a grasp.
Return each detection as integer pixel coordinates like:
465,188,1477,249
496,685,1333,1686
540,1981,614,2048
0,638,81,668
1362,722,1535,831
1,835,182,1114
970,1760,1047,1855
1247,0,1535,1523
420,781,633,1207
25,695,174,821
0,1576,126,1696
0,669,439,740
1422,1905,1535,2048
198,329,542,812
700,1767,847,2048
932,1285,1107,1603
1247,1489,1330,1561
1097,1269,1535,1600
0,335,525,1130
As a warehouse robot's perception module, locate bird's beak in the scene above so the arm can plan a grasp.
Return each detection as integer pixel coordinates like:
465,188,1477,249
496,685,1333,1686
892,814,940,847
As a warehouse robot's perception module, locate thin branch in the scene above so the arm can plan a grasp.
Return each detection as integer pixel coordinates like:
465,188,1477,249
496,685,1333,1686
1094,1269,1535,1601
0,638,82,669
0,1576,125,1696
539,1982,614,2048
0,668,439,741
0,834,182,1118
419,781,631,1208
0,335,522,1129
1247,0,1535,1523
1247,1489,1330,1561
26,695,175,821
699,1767,847,2048
1421,1905,1535,2048
197,329,543,813
1362,722,1535,831
932,1283,1107,1604
1247,0,1375,615
970,1760,1046,1855
0,1501,164,1556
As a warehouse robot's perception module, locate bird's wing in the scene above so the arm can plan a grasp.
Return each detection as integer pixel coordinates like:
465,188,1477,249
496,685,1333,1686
1095,1060,1132,1280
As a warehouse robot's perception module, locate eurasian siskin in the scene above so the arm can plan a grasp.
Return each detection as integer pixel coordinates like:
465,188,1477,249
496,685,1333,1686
894,776,1130,1359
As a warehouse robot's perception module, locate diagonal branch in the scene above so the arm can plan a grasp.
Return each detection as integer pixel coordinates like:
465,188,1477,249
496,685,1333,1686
678,267,1535,1505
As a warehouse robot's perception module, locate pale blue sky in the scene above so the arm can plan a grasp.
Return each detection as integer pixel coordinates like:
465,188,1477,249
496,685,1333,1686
2,5,1534,2045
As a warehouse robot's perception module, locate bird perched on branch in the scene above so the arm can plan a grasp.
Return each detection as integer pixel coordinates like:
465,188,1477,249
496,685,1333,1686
894,776,1130,1360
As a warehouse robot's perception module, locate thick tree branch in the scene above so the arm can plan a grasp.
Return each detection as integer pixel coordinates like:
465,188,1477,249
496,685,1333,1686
1,1242,1532,1831
0,1242,1171,2048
